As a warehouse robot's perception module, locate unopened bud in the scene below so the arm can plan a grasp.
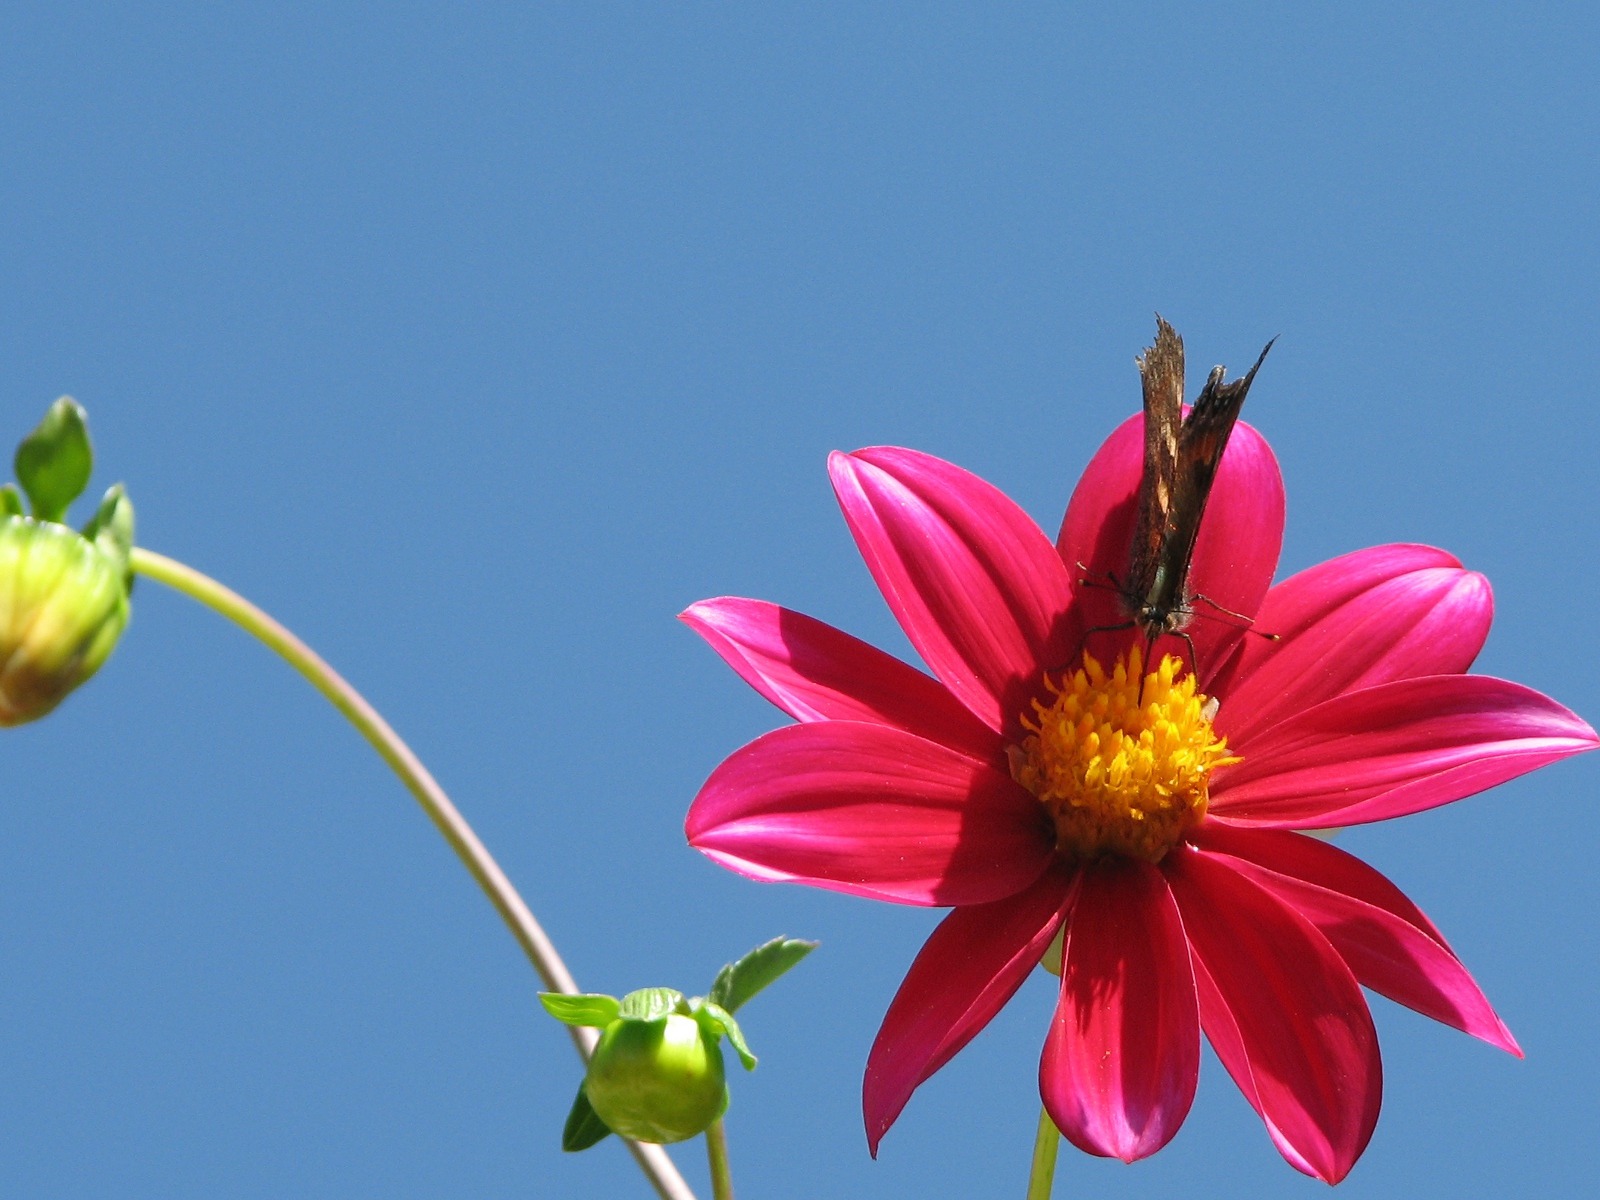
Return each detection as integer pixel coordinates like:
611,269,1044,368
541,939,811,1152
1,399,135,725
0,515,131,726
584,1011,728,1144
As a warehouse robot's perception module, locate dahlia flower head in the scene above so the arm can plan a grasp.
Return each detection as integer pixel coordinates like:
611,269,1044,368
682,414,1597,1182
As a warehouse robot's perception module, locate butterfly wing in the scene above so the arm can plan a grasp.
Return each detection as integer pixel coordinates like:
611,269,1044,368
1165,337,1276,586
1127,317,1185,603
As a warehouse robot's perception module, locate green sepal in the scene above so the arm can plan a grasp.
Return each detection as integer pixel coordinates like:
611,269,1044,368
15,397,93,523
1040,925,1065,977
538,992,621,1029
0,485,22,518
696,1001,756,1071
618,987,685,1021
708,936,818,1014
561,1083,614,1152
81,483,136,573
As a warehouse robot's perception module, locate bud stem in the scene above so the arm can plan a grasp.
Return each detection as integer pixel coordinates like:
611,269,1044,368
705,1117,734,1200
128,547,696,1200
1026,1107,1060,1200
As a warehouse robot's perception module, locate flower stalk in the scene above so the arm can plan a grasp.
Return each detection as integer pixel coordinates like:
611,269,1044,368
1025,1109,1060,1200
705,1118,734,1200
127,546,696,1200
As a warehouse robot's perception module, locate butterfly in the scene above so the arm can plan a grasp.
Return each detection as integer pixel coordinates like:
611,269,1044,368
1087,317,1276,680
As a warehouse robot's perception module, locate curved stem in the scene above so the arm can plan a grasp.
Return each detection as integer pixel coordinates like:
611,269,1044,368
704,1118,734,1200
1025,1107,1060,1200
129,547,696,1200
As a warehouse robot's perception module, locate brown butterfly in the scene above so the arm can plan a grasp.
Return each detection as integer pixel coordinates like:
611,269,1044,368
1094,317,1276,678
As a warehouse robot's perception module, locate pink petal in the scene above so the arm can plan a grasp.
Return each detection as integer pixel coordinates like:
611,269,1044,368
863,867,1073,1154
1055,415,1284,686
686,721,1055,905
1210,675,1600,828
1166,846,1381,1184
1185,953,1319,1179
1193,822,1444,943
1194,826,1519,1054
829,448,1075,735
1210,545,1492,744
1041,859,1199,1162
681,598,1003,765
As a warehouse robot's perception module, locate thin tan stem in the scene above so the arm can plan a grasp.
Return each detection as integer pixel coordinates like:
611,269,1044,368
129,546,695,1200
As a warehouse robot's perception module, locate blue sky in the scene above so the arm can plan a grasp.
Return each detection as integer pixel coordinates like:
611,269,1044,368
5,3,1599,1197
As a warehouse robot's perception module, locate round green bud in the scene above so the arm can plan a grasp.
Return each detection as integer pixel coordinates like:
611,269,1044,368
583,1012,728,1144
0,517,131,726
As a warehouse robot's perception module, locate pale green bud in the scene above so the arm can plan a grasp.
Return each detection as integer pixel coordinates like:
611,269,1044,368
541,939,812,1153
0,517,131,725
583,1010,729,1144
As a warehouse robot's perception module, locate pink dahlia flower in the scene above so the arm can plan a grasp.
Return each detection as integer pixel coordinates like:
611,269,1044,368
683,417,1597,1182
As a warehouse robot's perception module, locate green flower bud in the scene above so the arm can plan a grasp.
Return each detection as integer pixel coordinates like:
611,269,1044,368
541,941,811,1153
0,516,131,726
583,1011,728,1144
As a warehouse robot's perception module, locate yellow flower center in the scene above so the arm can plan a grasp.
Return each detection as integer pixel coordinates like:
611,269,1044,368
1010,647,1238,864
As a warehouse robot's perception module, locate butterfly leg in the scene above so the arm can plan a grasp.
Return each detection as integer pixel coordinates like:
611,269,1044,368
1062,620,1134,680
1172,629,1199,682
1188,592,1281,641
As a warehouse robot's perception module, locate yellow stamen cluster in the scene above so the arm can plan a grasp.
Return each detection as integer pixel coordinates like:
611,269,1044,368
1011,647,1237,864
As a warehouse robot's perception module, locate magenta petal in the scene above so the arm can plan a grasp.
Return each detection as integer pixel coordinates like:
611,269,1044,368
686,721,1055,905
1193,823,1446,943
829,448,1075,734
681,598,1003,764
1055,413,1145,586
863,867,1073,1154
1187,950,1320,1178
1055,416,1284,681
1194,826,1519,1054
1041,860,1199,1162
1167,846,1381,1184
1211,675,1600,828
1212,546,1492,743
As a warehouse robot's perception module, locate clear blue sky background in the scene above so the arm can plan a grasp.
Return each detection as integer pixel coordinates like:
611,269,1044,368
4,4,1598,1197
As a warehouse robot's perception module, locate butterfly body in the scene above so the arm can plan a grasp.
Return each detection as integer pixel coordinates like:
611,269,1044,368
1116,318,1274,665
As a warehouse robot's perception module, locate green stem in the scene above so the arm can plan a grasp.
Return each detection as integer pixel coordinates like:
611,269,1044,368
129,547,696,1200
1026,1107,1060,1200
705,1118,734,1200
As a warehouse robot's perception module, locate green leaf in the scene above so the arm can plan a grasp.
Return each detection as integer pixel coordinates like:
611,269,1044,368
561,1084,614,1152
0,485,22,518
618,987,685,1021
538,992,620,1028
15,397,93,523
708,937,818,1013
698,1001,756,1071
